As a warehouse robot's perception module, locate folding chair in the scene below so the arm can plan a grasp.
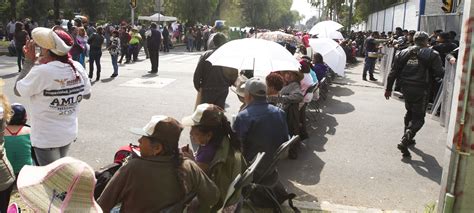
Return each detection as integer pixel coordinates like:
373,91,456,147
318,77,328,101
244,136,301,213
304,82,320,122
217,152,265,213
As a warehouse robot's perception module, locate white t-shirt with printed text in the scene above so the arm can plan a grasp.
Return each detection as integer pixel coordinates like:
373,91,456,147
16,61,91,149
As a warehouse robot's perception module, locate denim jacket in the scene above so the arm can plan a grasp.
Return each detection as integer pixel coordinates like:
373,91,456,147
232,100,289,178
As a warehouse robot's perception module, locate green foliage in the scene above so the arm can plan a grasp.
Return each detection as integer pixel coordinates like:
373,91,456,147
424,202,436,213
106,1,130,24
17,0,52,21
164,0,220,25
0,0,12,22
241,0,300,29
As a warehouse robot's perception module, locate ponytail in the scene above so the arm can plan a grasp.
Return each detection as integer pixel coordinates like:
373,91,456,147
221,116,241,151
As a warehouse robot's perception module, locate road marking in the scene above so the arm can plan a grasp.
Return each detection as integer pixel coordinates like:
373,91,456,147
119,77,176,88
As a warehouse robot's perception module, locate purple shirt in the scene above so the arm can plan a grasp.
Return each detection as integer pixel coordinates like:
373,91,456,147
195,140,219,164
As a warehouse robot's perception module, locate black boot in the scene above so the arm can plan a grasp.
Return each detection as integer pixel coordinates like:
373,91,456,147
96,73,100,81
398,131,413,158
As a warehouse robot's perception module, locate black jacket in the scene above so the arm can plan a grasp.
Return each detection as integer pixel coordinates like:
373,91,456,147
432,42,458,64
387,46,444,90
193,50,232,91
147,29,162,50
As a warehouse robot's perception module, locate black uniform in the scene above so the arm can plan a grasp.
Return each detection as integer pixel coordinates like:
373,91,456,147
386,45,444,154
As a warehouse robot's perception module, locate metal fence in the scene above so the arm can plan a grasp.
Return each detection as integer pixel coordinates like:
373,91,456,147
420,14,463,39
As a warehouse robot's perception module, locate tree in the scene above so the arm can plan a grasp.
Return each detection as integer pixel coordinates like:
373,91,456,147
164,0,219,25
54,0,60,20
305,15,320,29
241,0,300,30
307,0,345,21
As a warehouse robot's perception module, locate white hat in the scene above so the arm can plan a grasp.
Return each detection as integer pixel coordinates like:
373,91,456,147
32,27,72,56
181,104,224,127
130,115,169,137
17,157,102,212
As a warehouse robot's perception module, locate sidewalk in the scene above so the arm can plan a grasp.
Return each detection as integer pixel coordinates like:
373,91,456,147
278,59,446,212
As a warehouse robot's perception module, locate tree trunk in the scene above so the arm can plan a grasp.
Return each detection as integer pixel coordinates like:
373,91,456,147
10,0,17,19
54,0,60,20
211,0,225,23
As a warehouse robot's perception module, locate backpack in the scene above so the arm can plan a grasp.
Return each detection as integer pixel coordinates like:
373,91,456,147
246,179,299,212
94,144,140,199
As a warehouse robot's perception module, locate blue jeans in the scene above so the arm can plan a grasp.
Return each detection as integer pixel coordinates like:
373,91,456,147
16,46,24,71
89,50,102,79
187,38,194,51
111,54,118,75
363,57,376,79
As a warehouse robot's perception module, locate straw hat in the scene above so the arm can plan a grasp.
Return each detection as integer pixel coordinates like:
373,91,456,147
32,27,72,56
230,75,248,97
17,157,102,213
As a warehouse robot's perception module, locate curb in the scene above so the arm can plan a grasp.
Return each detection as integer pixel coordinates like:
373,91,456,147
282,200,406,213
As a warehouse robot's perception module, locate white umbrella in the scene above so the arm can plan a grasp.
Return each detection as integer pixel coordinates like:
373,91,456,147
206,38,301,77
138,13,177,22
309,21,344,37
320,31,344,40
309,38,346,76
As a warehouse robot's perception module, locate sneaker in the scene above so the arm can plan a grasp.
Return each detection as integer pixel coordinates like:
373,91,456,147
397,143,411,158
110,74,118,78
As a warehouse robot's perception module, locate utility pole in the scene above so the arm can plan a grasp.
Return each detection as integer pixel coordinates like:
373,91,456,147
130,0,137,26
438,0,474,212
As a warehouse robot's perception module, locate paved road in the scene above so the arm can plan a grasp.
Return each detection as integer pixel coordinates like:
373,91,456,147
0,47,445,212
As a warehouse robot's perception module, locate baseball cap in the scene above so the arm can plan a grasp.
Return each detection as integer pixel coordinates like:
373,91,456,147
10,103,27,124
130,115,184,145
32,27,72,56
181,104,225,127
244,77,267,97
17,157,102,212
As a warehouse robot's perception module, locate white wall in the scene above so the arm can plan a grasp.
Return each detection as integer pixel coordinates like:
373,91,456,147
384,7,395,32
404,0,419,30
366,0,420,31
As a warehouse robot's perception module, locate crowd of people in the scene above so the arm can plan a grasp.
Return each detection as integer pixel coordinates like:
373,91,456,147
0,17,334,211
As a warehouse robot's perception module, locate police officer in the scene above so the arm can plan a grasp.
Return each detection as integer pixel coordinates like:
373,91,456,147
384,32,444,158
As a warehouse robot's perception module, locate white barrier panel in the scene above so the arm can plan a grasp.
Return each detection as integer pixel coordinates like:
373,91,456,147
439,60,457,128
379,46,395,88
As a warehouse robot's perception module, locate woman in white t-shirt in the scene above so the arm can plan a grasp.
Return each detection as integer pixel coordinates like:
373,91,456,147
14,27,91,166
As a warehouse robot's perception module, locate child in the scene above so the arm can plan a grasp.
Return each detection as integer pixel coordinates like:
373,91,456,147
108,30,121,78
4,103,33,176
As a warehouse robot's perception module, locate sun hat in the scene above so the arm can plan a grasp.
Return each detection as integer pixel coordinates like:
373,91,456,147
230,75,248,97
130,115,184,145
244,77,267,97
31,27,72,56
181,104,225,127
17,157,102,212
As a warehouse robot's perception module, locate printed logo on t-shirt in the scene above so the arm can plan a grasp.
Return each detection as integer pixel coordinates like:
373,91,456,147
45,78,85,115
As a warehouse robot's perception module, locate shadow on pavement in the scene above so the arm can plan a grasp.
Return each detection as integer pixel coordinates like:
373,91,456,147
404,146,443,184
142,73,158,78
278,83,356,203
0,72,19,79
330,85,355,97
101,78,116,83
